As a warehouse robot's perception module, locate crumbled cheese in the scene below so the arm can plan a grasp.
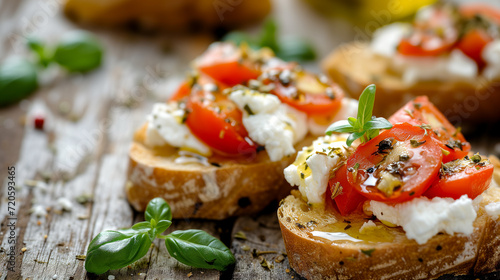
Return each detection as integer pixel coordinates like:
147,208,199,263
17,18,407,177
371,23,411,57
57,197,73,212
393,49,477,85
368,195,477,244
485,202,500,220
483,40,500,80
307,98,358,135
145,103,211,156
284,135,348,204
229,89,307,161
31,205,47,217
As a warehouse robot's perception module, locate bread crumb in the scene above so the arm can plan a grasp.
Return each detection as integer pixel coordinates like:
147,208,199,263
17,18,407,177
21,247,27,252
37,221,42,226
187,272,193,278
286,269,290,273
44,234,48,239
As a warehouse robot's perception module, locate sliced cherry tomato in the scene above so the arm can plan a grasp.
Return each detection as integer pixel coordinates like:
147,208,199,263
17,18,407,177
170,81,191,102
169,74,229,102
185,87,256,156
388,96,470,163
196,43,261,86
346,123,443,203
262,67,344,116
460,3,500,25
457,28,493,69
398,33,456,56
398,7,458,56
424,155,494,199
328,165,366,216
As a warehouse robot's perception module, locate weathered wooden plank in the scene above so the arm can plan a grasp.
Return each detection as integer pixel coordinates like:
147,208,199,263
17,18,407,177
230,209,303,280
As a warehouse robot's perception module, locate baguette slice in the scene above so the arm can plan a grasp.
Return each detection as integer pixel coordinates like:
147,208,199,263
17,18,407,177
126,124,316,220
322,42,500,123
64,0,271,32
278,170,500,279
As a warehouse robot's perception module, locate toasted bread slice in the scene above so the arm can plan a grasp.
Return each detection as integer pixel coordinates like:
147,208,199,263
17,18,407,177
278,170,500,279
64,0,271,32
126,124,317,220
322,43,500,123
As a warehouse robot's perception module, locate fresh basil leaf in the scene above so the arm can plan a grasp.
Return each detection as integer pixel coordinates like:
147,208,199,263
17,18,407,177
165,229,235,271
223,31,255,47
363,117,393,130
85,227,153,275
347,117,359,128
346,131,365,147
325,120,355,135
258,19,279,53
277,37,316,62
53,31,103,72
145,197,172,228
357,84,376,127
365,129,380,141
27,37,51,68
0,57,38,107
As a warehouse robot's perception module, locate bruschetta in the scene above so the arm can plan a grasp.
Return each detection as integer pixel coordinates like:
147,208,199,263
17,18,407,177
126,43,358,219
64,0,271,32
279,85,500,279
322,3,500,123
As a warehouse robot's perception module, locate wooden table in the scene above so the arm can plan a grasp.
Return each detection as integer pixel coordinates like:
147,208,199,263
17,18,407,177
1,0,500,279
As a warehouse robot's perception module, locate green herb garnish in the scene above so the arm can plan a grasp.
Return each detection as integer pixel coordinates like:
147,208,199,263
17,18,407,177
85,198,235,274
223,19,316,62
326,84,392,146
361,248,376,257
1,31,103,107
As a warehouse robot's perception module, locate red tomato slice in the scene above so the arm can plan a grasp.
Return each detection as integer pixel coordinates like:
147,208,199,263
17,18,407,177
398,7,458,56
196,43,261,86
262,68,344,116
457,29,493,69
185,87,256,156
346,123,443,203
398,34,456,56
424,155,494,200
170,81,191,102
328,165,366,216
388,96,470,163
169,74,229,102
460,3,500,25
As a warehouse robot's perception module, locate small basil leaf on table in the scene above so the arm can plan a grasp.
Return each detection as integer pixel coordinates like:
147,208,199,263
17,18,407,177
85,227,153,275
0,57,38,107
145,197,172,233
53,31,103,72
27,37,51,68
165,229,235,271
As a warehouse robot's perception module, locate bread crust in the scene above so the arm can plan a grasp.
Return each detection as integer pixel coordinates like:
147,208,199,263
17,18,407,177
64,0,271,32
126,124,316,220
322,43,500,124
278,182,500,279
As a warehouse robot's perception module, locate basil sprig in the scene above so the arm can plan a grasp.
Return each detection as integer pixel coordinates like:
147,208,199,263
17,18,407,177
0,31,103,107
326,84,392,146
85,198,235,275
223,19,316,62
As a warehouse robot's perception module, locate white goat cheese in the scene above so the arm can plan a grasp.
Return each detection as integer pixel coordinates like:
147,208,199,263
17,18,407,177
229,89,307,161
485,202,500,220
284,135,348,204
483,40,500,80
368,195,477,245
145,102,211,156
371,23,411,57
